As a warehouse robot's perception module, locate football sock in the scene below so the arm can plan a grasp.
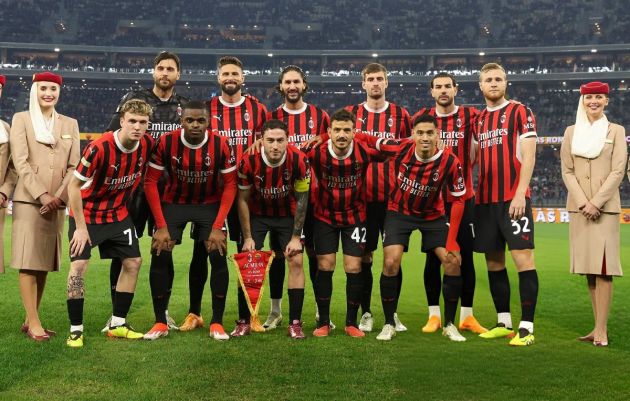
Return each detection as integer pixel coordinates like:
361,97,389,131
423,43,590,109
459,306,473,323
189,240,209,315
519,269,539,324
442,274,462,326
488,268,511,314
109,258,122,310
424,252,442,306
429,305,441,318
112,291,134,321
460,249,476,308
315,270,333,327
308,254,318,293
288,288,305,322
360,261,373,314
269,256,286,300
149,250,172,324
395,265,403,310
209,250,228,324
67,298,84,326
237,287,251,320
345,272,363,327
271,298,282,315
380,274,397,325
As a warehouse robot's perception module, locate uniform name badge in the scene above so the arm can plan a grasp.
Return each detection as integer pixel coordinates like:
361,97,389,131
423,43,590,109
231,250,275,332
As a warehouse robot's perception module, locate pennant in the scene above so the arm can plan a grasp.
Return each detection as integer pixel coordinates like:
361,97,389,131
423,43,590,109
231,250,274,332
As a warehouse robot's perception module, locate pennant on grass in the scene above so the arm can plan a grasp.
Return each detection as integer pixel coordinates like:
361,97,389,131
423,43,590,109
231,250,275,332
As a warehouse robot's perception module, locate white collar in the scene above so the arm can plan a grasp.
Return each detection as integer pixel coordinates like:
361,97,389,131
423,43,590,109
282,102,308,114
261,149,287,167
415,148,443,163
327,139,354,160
219,96,245,107
181,129,209,149
486,100,510,112
435,105,459,117
363,101,389,114
114,129,140,153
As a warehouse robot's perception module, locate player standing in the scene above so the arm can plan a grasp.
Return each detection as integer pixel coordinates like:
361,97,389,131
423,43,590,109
414,72,487,334
475,63,539,346
65,99,154,347
345,63,411,333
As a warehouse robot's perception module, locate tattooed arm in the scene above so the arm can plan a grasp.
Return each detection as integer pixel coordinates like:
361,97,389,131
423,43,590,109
285,187,309,257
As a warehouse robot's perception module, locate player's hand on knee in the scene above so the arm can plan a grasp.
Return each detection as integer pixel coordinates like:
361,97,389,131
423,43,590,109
242,237,256,253
70,228,91,258
284,235,303,258
207,228,227,255
446,250,462,267
151,227,172,256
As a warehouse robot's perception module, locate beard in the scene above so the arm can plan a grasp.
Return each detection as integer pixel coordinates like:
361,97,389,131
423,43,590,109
221,82,242,96
483,89,505,102
154,77,174,91
367,91,384,101
436,96,454,107
283,89,304,104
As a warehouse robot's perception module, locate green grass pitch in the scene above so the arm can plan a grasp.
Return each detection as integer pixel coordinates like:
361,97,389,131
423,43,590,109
0,219,629,401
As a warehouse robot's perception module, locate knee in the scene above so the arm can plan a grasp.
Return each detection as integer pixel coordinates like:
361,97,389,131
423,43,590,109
69,261,89,277
361,252,373,264
122,257,142,276
383,258,399,276
443,261,460,276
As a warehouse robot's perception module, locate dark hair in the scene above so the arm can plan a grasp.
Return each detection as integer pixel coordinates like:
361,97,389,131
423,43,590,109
330,108,356,125
430,72,457,88
412,113,438,128
277,65,309,94
361,63,387,80
182,100,208,112
217,56,243,71
154,51,180,71
261,119,288,136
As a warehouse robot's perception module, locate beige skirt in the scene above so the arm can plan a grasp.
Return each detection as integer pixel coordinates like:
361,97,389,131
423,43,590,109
11,202,65,272
569,212,622,276
0,207,6,273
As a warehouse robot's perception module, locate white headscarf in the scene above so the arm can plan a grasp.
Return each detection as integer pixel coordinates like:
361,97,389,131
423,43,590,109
571,95,608,159
0,120,8,144
29,82,58,145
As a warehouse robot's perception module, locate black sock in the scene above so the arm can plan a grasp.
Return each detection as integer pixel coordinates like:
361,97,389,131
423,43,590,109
189,240,209,315
315,270,333,327
166,255,175,310
288,288,305,322
237,287,251,321
460,249,476,308
488,269,511,314
308,254,318,293
149,250,172,324
112,291,134,321
519,270,539,323
380,274,397,325
424,253,441,306
395,265,403,310
209,250,228,324
269,256,286,300
360,261,373,314
67,298,84,327
345,272,363,327
442,274,463,326
110,258,122,310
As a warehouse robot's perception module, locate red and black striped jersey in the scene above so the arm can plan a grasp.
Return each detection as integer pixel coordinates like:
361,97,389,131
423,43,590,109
268,103,330,146
74,131,153,224
238,145,310,217
306,139,384,226
148,129,236,205
475,101,537,204
345,102,411,203
208,95,267,164
413,105,478,201
388,143,466,220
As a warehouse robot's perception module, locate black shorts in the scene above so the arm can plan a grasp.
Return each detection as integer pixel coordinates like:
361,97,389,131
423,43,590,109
382,211,448,253
301,206,315,249
68,217,141,261
445,197,476,253
473,199,535,252
163,203,219,243
251,216,294,254
128,188,155,238
225,205,242,243
312,218,366,257
365,202,387,252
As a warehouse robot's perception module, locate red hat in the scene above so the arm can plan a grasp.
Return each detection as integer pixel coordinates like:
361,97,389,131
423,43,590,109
32,72,62,86
0,75,5,86
580,81,609,95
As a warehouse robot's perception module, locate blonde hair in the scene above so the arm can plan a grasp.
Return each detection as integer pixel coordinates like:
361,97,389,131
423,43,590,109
119,99,153,117
362,63,388,80
479,63,506,80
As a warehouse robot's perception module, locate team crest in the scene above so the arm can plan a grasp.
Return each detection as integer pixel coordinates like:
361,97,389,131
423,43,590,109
308,118,314,129
387,118,394,128
137,157,144,167
283,168,291,182
456,118,462,128
527,116,533,122
432,171,440,181
500,114,506,124
204,155,212,167
177,106,182,116
244,111,251,122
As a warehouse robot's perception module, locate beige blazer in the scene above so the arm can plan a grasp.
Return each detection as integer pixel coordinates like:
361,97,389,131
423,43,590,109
9,111,80,205
560,123,627,213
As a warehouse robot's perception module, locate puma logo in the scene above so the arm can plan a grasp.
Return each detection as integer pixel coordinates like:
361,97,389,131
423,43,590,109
255,175,264,183
212,115,222,121
357,118,366,124
172,156,182,165
110,164,119,172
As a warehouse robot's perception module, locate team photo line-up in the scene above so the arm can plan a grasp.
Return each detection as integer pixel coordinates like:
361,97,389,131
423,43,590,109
0,51,626,348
